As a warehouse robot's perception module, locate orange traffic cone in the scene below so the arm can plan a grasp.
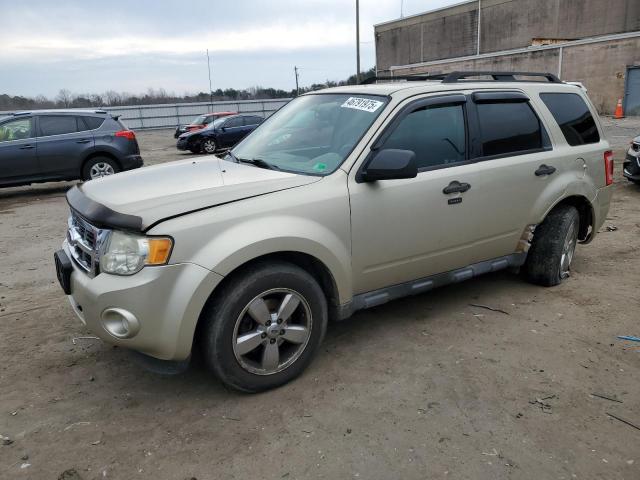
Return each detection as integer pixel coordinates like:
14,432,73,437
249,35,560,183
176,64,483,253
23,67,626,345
614,98,624,119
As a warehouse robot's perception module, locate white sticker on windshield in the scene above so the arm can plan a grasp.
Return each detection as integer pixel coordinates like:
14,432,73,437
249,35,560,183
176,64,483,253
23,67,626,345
341,97,384,113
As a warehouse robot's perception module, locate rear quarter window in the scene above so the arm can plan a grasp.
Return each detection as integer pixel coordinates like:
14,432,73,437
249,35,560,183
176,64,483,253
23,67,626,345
540,92,600,146
80,116,105,130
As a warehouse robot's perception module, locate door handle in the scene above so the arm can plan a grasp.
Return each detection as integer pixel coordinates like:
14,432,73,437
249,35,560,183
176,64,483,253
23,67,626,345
442,180,471,194
19,144,35,150
535,164,556,176
76,139,91,144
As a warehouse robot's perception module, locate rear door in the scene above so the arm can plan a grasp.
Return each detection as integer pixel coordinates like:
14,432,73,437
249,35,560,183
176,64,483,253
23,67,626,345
462,91,561,264
0,116,38,184
36,115,95,177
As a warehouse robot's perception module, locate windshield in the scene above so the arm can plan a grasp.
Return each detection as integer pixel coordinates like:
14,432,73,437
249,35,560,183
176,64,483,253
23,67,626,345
191,115,207,125
231,93,389,175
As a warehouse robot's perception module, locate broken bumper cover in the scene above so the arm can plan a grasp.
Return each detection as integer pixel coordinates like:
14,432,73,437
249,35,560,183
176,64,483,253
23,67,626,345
62,240,223,361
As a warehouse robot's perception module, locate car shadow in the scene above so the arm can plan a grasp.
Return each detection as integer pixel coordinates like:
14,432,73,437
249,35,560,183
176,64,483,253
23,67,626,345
110,269,532,400
0,182,74,202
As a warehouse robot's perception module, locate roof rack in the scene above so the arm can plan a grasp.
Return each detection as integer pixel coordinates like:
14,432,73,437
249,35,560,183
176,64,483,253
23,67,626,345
360,71,562,85
360,74,446,85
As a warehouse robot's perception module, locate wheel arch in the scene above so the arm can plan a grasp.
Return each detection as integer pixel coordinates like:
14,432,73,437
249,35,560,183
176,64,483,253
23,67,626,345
543,194,595,243
81,151,122,177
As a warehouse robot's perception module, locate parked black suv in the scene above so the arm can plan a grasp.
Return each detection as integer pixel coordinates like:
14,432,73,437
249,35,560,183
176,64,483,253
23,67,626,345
0,110,143,188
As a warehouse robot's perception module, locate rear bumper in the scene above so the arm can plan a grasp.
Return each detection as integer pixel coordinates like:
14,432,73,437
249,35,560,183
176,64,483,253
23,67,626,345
62,240,223,361
591,185,613,239
120,154,144,171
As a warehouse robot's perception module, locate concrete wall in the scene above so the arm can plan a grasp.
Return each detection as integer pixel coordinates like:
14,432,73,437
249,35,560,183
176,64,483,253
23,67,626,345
375,0,640,68
389,37,640,114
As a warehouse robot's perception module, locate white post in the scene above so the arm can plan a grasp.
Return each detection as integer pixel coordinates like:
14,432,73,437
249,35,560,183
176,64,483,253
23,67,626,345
476,0,482,55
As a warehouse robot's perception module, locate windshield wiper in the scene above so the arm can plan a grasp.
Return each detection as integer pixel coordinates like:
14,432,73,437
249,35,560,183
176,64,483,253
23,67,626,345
237,157,279,171
225,151,278,170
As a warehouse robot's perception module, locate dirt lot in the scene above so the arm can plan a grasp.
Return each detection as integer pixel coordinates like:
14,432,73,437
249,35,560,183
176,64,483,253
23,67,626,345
1,120,639,480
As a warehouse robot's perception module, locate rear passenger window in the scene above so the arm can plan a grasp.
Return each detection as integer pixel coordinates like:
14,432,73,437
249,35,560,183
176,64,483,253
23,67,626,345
39,116,78,136
383,104,466,169
476,102,544,157
80,116,105,130
540,93,600,146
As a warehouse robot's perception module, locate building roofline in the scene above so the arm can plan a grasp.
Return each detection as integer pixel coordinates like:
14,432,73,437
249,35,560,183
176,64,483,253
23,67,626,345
387,30,640,72
373,0,477,28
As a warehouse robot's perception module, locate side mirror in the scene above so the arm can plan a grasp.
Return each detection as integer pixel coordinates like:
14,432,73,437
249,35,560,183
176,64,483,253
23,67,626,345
221,126,227,132
359,149,417,182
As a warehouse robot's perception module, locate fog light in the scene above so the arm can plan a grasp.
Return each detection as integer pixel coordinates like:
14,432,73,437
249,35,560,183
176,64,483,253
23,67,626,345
101,308,140,339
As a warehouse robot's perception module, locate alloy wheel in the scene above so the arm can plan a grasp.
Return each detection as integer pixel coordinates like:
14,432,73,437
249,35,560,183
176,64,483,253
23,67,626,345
89,162,115,179
232,288,313,375
203,139,216,153
559,221,578,279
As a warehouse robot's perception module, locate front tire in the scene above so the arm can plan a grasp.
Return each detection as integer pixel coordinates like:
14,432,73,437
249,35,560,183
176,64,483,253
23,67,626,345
524,205,580,287
200,261,328,392
201,138,217,154
82,157,120,181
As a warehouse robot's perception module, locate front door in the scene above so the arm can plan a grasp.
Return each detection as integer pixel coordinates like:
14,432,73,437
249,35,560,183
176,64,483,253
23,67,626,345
349,96,481,294
0,116,38,184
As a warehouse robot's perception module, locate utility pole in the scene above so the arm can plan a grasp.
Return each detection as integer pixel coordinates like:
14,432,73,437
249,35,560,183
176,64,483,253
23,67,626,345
356,0,361,83
294,66,300,96
206,49,213,104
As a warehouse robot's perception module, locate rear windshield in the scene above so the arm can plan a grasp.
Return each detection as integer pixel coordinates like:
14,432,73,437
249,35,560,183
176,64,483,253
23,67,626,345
540,93,600,146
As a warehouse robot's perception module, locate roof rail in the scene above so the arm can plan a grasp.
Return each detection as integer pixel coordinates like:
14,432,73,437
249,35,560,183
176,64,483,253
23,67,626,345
12,111,31,116
94,109,107,114
359,74,446,85
441,71,562,83
360,71,562,85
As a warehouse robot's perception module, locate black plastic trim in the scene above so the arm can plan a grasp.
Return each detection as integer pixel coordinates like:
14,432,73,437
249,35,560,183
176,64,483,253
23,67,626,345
335,253,527,320
472,91,530,103
66,185,143,232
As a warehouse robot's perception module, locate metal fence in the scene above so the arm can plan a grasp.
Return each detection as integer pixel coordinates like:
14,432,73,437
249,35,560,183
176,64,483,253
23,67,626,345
0,98,291,130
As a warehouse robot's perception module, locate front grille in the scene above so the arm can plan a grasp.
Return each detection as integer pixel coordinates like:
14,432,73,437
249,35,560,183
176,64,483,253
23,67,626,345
67,211,109,277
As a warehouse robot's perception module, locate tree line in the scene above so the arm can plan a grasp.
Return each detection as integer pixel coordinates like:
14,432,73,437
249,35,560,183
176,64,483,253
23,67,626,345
0,68,376,111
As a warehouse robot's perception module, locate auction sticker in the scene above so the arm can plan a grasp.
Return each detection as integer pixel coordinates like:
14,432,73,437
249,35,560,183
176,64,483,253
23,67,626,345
341,97,384,113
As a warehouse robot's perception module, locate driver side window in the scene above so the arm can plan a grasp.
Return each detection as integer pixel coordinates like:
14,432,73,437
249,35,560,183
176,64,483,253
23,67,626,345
225,117,243,128
0,118,34,142
383,104,466,170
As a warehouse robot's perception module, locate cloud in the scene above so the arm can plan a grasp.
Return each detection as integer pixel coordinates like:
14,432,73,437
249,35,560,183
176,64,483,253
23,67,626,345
1,22,355,62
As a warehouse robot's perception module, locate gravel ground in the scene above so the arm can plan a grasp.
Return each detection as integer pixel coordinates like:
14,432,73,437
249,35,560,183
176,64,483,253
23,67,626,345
0,121,639,480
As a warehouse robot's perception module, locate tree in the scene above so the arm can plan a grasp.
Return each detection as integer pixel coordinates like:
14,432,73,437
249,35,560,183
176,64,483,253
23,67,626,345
56,89,73,108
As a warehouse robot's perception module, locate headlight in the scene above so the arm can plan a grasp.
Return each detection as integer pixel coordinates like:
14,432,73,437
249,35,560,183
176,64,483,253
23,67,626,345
99,231,173,276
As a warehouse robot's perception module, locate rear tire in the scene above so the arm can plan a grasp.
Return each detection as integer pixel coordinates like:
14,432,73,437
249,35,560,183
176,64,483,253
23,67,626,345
82,156,120,181
200,261,328,393
524,205,580,287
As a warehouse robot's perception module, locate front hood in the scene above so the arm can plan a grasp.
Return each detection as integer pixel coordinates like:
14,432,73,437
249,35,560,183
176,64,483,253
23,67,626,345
71,157,320,231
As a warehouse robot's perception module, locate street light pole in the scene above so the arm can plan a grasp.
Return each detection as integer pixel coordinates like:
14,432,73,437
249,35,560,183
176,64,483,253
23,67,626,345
206,49,213,104
356,0,361,83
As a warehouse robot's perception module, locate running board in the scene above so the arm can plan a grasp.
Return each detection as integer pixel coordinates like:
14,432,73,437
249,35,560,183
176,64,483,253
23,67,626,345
336,253,527,320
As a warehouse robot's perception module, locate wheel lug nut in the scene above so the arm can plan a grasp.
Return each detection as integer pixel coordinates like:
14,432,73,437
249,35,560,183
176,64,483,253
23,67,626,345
270,338,276,344
261,333,267,339
266,320,271,326
280,330,285,335
277,319,282,324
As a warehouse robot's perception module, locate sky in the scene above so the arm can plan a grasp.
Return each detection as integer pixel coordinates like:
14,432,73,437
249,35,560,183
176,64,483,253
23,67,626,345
0,0,464,98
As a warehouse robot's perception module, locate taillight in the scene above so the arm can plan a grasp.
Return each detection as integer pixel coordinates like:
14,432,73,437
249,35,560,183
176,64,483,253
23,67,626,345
115,130,136,141
604,150,614,186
